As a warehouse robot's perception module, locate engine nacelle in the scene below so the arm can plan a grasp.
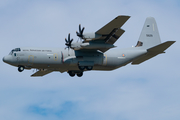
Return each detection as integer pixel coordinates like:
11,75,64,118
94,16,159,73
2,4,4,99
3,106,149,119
83,32,102,40
80,43,115,49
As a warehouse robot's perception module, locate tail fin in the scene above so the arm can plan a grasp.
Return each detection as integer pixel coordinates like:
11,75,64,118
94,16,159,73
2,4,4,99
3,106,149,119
136,17,161,48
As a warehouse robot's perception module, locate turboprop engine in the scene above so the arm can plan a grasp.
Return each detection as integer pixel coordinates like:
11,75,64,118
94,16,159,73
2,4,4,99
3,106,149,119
69,42,115,51
65,24,116,51
80,42,115,49
76,24,102,41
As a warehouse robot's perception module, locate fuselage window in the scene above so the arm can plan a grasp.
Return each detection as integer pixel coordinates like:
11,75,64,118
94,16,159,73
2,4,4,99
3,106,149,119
9,48,21,55
9,51,13,55
14,53,16,56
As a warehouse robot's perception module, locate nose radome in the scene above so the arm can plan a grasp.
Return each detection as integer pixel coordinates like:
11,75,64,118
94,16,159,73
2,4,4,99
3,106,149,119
3,56,6,62
3,55,12,63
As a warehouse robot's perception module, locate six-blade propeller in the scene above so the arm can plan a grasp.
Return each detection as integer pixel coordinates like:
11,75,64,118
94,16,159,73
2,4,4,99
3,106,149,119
65,24,85,50
65,33,73,49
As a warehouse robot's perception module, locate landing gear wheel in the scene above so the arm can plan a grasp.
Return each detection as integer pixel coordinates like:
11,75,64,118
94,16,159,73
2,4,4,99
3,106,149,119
86,66,93,70
78,66,85,71
68,71,75,77
77,72,83,77
18,66,24,72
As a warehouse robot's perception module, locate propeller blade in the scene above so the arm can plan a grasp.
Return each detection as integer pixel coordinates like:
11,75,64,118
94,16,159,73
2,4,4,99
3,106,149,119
68,33,70,41
70,39,73,44
65,38,68,43
79,24,81,33
81,27,85,35
76,24,85,38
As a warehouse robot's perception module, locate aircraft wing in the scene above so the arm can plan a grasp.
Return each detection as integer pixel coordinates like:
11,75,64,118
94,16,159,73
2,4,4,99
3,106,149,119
96,15,130,35
83,15,130,52
31,69,53,77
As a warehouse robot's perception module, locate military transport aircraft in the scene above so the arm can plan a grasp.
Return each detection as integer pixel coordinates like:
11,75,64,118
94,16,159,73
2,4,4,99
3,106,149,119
3,16,175,77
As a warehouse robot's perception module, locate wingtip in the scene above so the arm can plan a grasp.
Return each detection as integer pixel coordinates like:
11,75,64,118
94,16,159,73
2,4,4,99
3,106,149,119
115,15,131,20
168,41,176,45
166,41,176,44
118,15,131,18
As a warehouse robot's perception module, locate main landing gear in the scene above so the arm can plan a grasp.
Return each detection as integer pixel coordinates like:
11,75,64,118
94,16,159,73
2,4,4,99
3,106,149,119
69,65,93,77
68,66,93,77
68,71,83,77
18,66,25,72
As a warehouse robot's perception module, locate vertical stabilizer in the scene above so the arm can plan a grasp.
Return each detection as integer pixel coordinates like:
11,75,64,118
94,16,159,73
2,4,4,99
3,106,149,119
137,17,161,48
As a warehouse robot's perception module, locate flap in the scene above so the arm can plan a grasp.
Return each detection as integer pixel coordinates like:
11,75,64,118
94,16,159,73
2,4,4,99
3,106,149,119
105,28,125,44
96,15,130,35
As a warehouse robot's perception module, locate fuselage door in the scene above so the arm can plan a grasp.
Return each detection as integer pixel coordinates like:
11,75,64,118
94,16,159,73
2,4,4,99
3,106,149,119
28,55,34,66
53,53,58,61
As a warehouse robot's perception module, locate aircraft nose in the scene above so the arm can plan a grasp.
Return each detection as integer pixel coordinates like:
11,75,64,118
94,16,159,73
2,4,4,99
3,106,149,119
3,55,12,64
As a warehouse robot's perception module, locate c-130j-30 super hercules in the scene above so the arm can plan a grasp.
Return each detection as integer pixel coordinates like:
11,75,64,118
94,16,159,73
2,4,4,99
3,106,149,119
3,15,175,77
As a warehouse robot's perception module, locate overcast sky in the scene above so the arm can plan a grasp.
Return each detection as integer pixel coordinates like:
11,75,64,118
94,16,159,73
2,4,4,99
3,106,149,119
0,0,180,120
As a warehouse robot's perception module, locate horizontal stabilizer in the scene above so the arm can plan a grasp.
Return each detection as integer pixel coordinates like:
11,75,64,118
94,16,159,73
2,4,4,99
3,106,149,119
132,41,175,65
147,41,175,53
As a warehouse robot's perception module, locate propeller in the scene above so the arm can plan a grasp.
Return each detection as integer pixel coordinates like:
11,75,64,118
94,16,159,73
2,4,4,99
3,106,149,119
76,24,85,39
65,33,73,49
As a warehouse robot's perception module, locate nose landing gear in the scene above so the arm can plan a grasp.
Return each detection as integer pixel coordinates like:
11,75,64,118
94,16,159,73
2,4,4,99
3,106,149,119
18,66,24,72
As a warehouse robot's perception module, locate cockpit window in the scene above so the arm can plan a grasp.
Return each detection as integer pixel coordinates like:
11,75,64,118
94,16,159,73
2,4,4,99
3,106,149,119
9,48,21,55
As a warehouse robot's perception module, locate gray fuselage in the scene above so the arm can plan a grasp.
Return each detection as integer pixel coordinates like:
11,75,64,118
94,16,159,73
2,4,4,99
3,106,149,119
3,47,147,73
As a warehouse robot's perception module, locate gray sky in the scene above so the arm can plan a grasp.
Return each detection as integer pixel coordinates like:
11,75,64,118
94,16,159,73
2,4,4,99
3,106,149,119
0,0,180,120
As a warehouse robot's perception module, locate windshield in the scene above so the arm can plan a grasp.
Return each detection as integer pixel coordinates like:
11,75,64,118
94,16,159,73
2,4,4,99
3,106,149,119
9,48,21,55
